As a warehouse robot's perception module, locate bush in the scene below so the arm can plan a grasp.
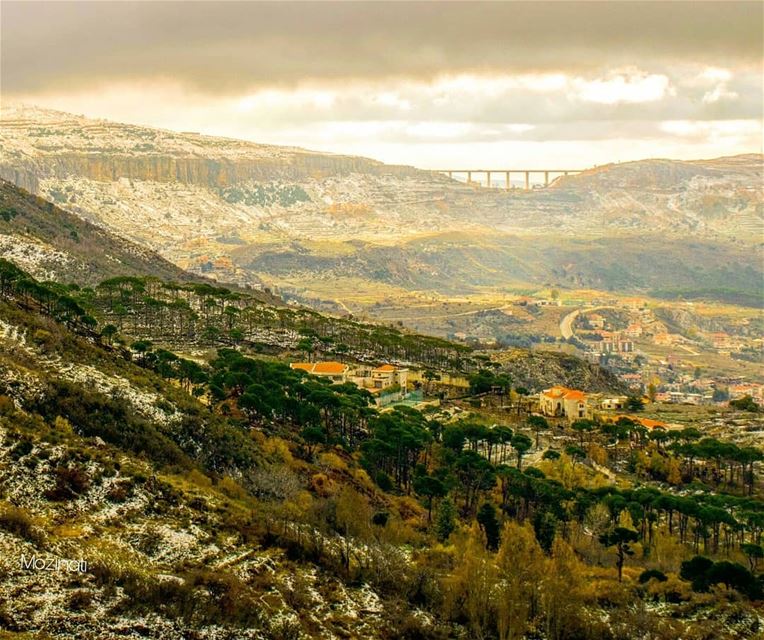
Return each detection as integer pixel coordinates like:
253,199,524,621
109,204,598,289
9,438,33,460
375,471,394,492
67,590,93,611
639,569,668,584
45,465,90,501
0,502,44,545
35,380,190,468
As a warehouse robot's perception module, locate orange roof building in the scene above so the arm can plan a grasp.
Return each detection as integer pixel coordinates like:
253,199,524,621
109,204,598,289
290,361,350,382
369,363,409,391
539,386,589,420
600,414,669,430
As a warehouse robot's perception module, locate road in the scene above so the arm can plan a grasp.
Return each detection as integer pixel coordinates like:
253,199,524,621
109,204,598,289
559,309,581,340
559,305,620,340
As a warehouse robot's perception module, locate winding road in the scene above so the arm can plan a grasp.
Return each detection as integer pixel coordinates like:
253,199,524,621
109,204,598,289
559,305,620,340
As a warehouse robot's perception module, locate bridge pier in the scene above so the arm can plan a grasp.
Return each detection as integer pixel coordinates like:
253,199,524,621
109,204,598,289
436,168,582,189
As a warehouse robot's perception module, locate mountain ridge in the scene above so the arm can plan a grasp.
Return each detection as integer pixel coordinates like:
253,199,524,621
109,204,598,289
1,105,761,306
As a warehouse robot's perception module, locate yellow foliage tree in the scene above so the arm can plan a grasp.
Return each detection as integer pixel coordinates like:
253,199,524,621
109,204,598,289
541,536,585,640
442,524,497,639
494,521,545,640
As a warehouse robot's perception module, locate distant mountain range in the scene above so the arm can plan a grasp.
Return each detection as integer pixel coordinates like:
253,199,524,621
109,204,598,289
1,105,762,307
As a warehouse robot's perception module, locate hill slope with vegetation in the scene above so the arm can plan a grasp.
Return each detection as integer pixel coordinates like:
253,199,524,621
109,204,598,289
0,260,763,638
0,179,208,286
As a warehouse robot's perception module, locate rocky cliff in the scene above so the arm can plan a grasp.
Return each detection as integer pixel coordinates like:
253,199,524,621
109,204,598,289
0,104,425,189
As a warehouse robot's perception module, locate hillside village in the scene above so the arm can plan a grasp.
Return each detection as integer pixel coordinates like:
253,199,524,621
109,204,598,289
568,299,764,407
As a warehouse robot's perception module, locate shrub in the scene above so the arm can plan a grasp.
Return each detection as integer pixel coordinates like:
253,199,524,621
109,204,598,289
0,502,44,545
67,590,93,611
10,438,33,460
639,569,668,584
45,465,90,501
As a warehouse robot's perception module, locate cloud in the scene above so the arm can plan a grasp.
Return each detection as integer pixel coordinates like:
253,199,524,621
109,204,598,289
2,1,762,95
1,2,761,167
572,71,671,104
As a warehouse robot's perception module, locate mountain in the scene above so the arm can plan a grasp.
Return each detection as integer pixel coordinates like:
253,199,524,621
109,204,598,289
1,105,762,307
0,178,211,286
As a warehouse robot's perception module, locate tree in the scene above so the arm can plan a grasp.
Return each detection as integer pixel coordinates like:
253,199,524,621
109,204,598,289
435,497,457,542
533,509,558,553
565,444,586,465
626,396,645,411
100,323,118,344
541,537,584,640
680,555,714,591
477,502,501,551
730,395,760,412
741,543,764,572
296,336,315,360
511,433,532,470
571,419,595,448
454,450,496,510
300,425,325,458
599,527,639,581
445,525,497,639
131,339,153,365
495,522,545,640
638,569,667,584
712,387,729,402
413,474,447,522
528,415,549,450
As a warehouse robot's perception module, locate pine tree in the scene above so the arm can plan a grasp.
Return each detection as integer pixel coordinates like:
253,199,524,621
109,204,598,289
435,497,457,542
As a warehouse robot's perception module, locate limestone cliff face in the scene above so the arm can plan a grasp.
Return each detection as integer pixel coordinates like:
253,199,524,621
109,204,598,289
0,105,423,189
6,151,421,189
0,164,39,193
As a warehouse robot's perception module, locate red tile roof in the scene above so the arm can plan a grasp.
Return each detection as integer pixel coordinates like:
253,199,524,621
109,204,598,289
291,362,348,375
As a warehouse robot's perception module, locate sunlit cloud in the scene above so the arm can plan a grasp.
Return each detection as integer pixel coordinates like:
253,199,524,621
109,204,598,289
659,119,761,144
572,70,672,104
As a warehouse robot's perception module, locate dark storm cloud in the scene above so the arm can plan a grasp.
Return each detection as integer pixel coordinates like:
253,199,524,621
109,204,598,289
2,1,762,95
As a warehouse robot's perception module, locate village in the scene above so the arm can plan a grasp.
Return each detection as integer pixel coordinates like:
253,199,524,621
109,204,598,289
570,301,764,408
434,292,763,410
290,355,681,430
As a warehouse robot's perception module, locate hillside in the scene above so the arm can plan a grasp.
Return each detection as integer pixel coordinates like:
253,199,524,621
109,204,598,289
1,261,763,639
0,178,218,287
1,105,761,306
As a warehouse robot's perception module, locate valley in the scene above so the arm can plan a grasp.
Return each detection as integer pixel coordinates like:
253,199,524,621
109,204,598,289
0,106,762,640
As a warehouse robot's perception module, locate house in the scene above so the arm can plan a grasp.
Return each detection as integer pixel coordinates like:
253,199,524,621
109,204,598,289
369,364,409,392
539,386,589,420
730,383,764,403
624,323,643,338
290,361,350,383
600,414,670,430
600,395,629,410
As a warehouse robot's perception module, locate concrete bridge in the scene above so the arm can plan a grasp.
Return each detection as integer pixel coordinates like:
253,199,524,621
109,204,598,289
433,168,584,190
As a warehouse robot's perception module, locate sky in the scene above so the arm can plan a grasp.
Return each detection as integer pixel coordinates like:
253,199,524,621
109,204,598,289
2,1,763,169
